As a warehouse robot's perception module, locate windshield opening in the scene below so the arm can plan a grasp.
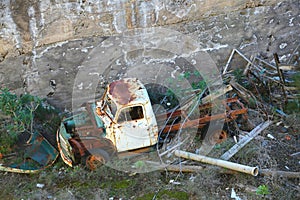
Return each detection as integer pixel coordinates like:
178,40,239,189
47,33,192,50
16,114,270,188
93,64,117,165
117,106,144,123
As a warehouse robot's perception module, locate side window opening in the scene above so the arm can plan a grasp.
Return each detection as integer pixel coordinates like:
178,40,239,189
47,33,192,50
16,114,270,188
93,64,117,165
118,106,144,123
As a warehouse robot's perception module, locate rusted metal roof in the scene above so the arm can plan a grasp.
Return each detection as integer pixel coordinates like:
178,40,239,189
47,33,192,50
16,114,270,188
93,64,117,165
107,78,148,106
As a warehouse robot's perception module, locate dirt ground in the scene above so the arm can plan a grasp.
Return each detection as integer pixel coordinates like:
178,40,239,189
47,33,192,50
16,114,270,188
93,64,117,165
1,49,299,200
0,102,299,200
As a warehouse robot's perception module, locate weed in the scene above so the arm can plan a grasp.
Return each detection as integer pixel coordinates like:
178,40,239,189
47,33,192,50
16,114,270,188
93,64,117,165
256,184,270,195
0,89,40,135
134,160,146,169
0,88,59,153
233,68,250,88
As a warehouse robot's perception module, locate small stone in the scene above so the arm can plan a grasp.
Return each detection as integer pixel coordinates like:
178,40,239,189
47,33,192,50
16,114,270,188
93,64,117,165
36,183,45,188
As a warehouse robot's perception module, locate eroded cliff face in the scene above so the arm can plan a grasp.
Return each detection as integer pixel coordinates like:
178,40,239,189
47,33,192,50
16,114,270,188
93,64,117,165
0,0,281,57
0,0,299,110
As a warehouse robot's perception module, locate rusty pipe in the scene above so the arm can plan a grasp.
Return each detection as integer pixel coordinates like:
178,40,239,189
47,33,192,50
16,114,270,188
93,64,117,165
175,150,259,176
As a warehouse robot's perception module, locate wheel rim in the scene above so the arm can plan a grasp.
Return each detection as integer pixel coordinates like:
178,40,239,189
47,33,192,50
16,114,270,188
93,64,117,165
86,154,106,170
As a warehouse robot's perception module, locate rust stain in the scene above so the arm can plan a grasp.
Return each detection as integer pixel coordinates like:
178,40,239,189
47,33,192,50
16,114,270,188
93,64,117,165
108,79,137,105
125,1,133,29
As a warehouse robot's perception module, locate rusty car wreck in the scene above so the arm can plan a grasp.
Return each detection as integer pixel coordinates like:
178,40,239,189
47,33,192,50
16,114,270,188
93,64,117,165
0,77,249,173
57,78,248,170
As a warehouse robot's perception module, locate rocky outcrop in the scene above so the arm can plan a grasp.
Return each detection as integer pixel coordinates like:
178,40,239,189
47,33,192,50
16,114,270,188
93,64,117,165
0,0,299,110
0,0,282,57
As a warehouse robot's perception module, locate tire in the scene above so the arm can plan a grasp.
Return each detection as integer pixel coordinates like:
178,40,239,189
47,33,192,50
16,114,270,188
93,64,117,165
84,149,110,170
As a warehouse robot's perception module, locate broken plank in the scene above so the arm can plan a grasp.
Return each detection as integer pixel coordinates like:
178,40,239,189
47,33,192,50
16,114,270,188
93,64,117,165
220,120,273,161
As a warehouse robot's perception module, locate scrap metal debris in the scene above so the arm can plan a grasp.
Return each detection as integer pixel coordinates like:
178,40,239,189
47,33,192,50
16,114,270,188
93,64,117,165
0,131,58,173
165,48,299,176
1,48,298,176
223,48,299,108
220,120,273,161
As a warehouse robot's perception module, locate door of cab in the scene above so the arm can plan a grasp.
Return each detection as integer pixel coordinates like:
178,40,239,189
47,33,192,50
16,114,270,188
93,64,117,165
113,105,152,152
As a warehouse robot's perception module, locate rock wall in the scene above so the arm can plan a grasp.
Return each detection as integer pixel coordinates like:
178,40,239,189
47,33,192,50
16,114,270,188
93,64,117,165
0,0,299,110
0,0,280,57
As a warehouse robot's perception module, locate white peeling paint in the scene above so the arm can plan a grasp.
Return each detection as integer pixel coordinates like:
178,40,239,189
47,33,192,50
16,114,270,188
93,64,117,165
88,72,100,76
142,55,177,65
274,2,282,9
113,10,127,33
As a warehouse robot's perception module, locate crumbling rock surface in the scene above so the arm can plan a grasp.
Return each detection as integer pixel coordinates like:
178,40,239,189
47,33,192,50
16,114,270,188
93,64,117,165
0,0,283,57
0,0,299,110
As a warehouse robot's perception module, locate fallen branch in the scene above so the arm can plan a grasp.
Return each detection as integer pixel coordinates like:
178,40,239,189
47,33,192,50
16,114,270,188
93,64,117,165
220,120,273,161
175,150,259,176
260,169,300,179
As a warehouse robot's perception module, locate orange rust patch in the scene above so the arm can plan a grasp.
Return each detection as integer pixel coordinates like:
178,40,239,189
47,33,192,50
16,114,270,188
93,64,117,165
109,79,137,105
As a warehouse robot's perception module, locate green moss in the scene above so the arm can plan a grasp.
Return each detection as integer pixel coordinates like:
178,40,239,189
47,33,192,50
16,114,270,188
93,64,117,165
113,179,135,189
100,178,136,190
137,190,189,200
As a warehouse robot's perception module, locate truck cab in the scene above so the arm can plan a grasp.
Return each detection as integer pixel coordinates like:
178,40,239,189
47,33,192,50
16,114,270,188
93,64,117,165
96,78,158,152
57,78,159,168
